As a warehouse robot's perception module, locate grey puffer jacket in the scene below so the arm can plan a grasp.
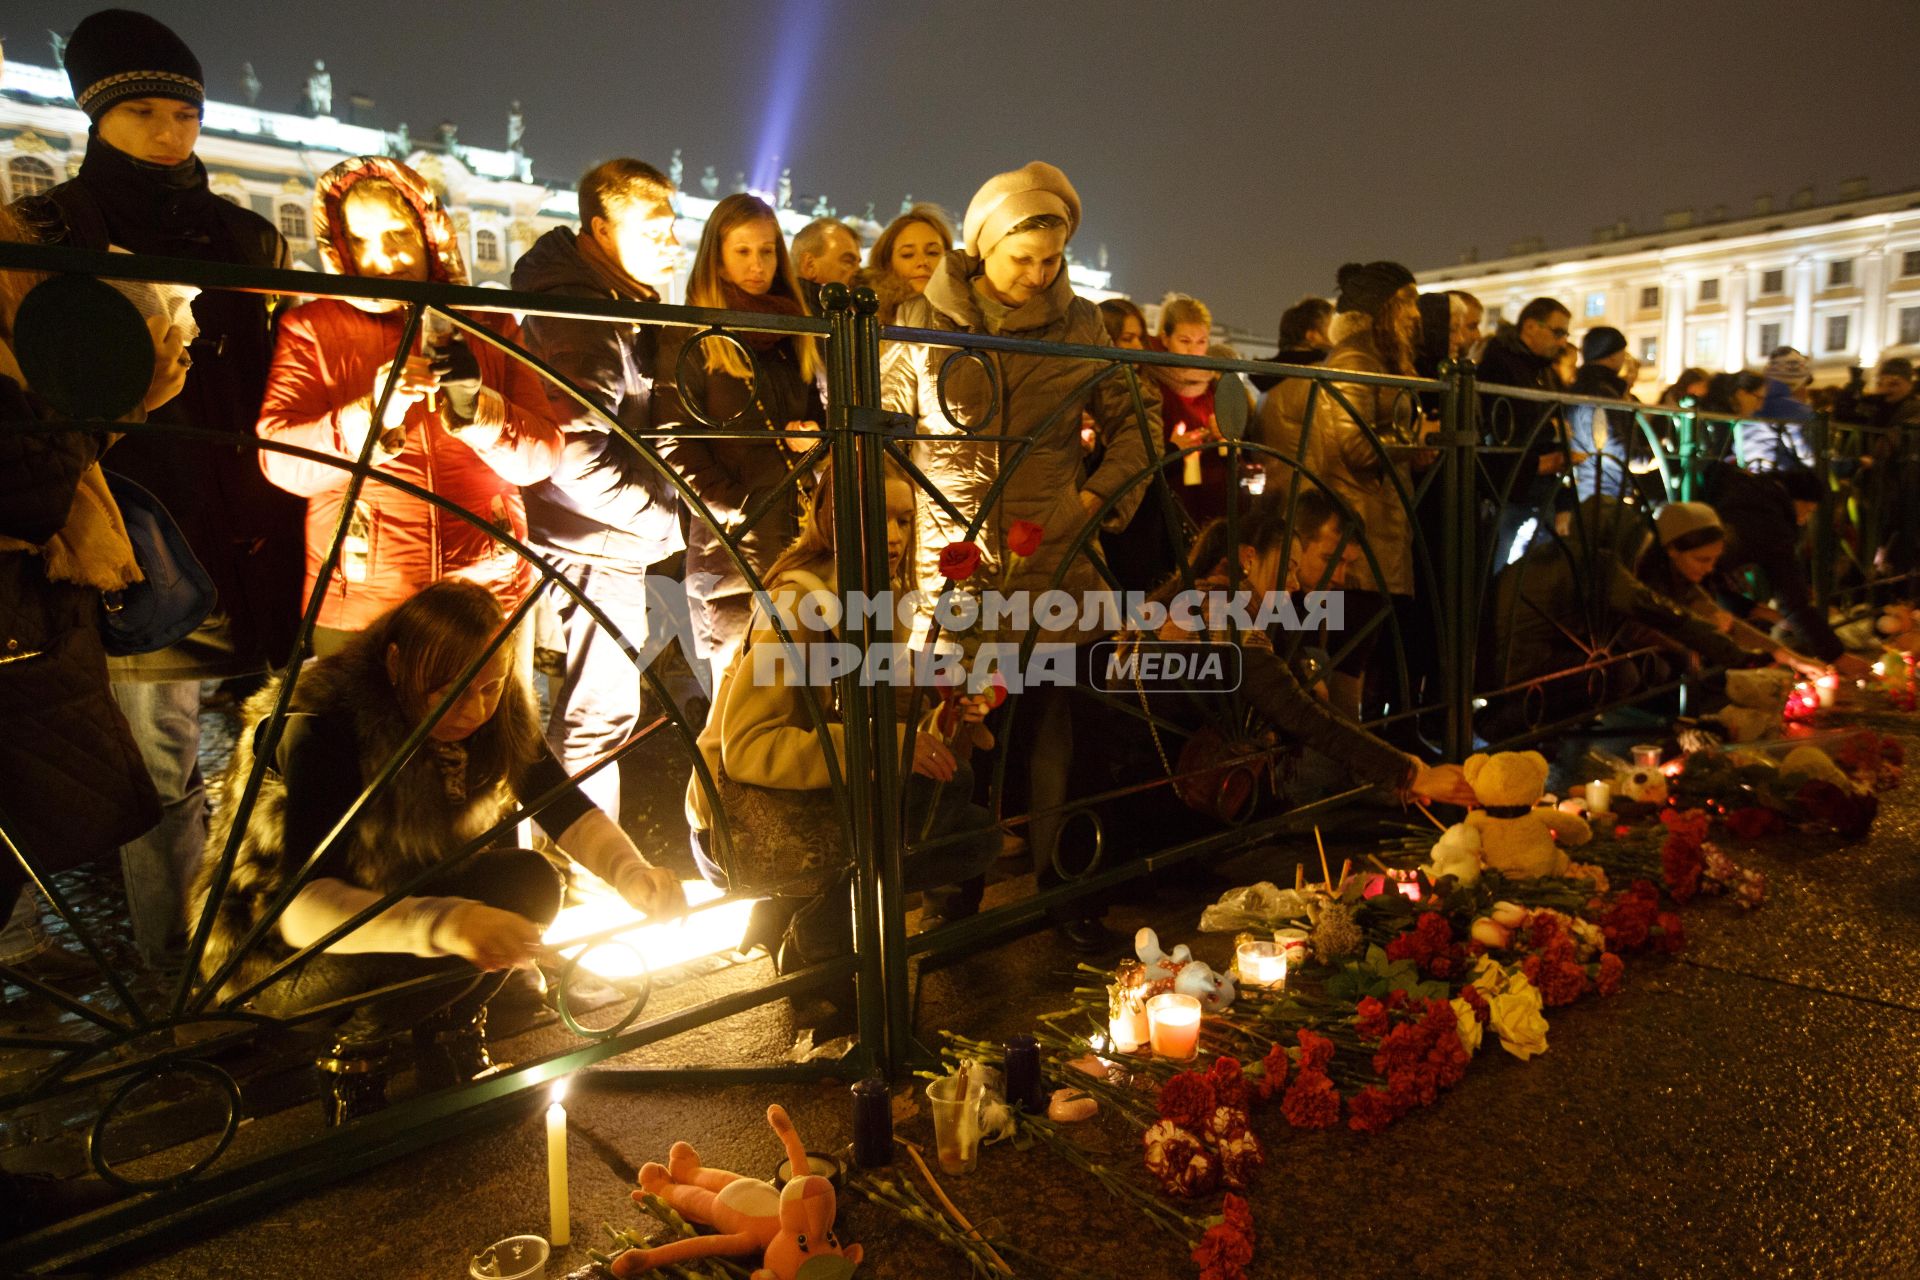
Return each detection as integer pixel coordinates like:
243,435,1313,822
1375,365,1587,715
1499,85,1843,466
881,253,1160,641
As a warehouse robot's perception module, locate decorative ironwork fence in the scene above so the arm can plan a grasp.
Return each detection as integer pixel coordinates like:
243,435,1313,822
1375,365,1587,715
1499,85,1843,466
0,240,1886,1270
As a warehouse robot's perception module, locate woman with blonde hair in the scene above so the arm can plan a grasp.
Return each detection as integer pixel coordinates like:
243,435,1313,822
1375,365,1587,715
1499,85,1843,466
657,193,824,691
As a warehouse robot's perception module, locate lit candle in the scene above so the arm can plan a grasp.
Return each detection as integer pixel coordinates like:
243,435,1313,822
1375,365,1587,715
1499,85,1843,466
1146,992,1202,1061
547,1079,570,1247
1815,674,1838,708
1584,779,1612,817
1107,983,1148,1053
1236,939,1288,990
1631,744,1661,770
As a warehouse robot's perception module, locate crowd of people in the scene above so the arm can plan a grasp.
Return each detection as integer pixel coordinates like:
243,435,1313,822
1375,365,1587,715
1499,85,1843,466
0,11,1905,1121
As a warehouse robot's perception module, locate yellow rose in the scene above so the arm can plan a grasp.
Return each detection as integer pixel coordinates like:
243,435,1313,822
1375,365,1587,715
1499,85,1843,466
1450,996,1483,1056
1489,983,1549,1061
1469,955,1508,998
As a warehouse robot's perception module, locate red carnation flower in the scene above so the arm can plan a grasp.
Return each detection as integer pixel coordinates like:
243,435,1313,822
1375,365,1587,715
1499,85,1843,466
1723,806,1785,840
1005,519,1044,558
1156,1071,1217,1132
1347,1086,1398,1134
1280,1067,1341,1129
1191,1193,1256,1280
1207,1055,1250,1111
1354,996,1390,1041
1654,911,1687,954
1295,1028,1335,1073
1144,1119,1218,1199
1460,983,1490,1025
1596,951,1625,996
1252,1042,1289,1103
937,540,983,582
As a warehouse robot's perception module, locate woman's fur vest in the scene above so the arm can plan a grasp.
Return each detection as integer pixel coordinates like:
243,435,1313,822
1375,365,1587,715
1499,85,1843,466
191,643,530,1004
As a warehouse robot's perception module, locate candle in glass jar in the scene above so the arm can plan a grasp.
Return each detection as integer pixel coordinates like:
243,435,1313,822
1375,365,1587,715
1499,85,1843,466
1004,1035,1044,1112
1236,939,1288,990
1584,779,1611,817
1146,992,1202,1061
1631,744,1661,769
1274,928,1311,966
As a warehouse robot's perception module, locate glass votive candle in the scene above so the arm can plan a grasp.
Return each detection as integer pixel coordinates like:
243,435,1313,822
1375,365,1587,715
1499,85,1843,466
1107,983,1148,1053
1814,674,1838,708
1584,779,1612,817
1274,928,1311,967
1146,992,1202,1061
1236,939,1287,990
1631,744,1661,769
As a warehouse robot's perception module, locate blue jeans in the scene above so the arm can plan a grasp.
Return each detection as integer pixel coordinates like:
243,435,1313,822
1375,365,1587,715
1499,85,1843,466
112,678,207,968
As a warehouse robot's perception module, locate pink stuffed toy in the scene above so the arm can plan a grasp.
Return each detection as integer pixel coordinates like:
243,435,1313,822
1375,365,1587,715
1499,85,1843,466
614,1104,862,1280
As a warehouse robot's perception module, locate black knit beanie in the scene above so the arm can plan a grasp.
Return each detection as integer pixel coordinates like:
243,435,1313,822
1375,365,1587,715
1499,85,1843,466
1581,326,1628,363
65,10,205,121
1334,261,1415,315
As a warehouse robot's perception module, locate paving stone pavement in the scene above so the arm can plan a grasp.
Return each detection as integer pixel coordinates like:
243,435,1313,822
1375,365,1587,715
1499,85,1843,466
12,706,1920,1279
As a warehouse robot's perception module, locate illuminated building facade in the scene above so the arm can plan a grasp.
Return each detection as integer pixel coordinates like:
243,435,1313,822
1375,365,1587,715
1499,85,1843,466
1416,183,1920,391
0,57,1115,301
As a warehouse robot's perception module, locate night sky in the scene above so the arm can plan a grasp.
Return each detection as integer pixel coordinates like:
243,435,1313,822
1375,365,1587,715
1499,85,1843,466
7,0,1919,340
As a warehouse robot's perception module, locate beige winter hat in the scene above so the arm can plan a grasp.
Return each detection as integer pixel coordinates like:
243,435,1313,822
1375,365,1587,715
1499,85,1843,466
963,161,1081,257
1655,501,1724,546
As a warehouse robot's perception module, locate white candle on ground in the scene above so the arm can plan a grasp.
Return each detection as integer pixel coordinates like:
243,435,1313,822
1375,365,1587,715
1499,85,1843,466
1237,940,1288,989
1584,780,1611,817
548,1080,570,1247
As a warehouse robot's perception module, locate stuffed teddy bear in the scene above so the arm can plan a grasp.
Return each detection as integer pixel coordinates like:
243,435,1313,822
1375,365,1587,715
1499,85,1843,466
616,1105,861,1280
1422,823,1482,886
1614,764,1668,806
1701,667,1794,744
1461,751,1592,879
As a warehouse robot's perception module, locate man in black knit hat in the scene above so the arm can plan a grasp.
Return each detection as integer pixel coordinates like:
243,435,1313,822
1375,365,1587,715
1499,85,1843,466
13,10,303,972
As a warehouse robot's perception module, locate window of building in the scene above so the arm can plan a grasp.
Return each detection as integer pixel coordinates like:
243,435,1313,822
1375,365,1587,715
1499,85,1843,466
1639,285,1660,310
1692,328,1721,366
1698,278,1719,304
1828,259,1854,288
5,155,56,200
1903,250,1920,278
1757,322,1782,356
1899,307,1920,347
278,202,308,242
1584,291,1605,318
1826,314,1852,352
1640,337,1658,364
1760,267,1785,294
474,229,500,266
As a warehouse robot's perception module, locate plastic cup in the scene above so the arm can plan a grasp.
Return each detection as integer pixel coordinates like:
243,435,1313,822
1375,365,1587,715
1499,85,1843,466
470,1235,549,1280
925,1075,986,1175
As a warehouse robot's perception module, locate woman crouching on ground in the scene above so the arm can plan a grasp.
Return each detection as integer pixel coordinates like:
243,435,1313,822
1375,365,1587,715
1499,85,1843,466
194,579,683,1124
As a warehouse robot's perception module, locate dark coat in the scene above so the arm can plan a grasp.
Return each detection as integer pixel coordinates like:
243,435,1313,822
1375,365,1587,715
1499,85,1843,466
192,642,545,1003
0,370,159,877
511,227,683,567
1486,499,1755,688
654,332,817,601
17,135,305,678
1475,329,1566,499
1699,462,1843,661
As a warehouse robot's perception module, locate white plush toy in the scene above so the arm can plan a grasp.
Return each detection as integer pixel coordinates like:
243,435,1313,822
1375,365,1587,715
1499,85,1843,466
1134,927,1236,1011
1422,823,1483,887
